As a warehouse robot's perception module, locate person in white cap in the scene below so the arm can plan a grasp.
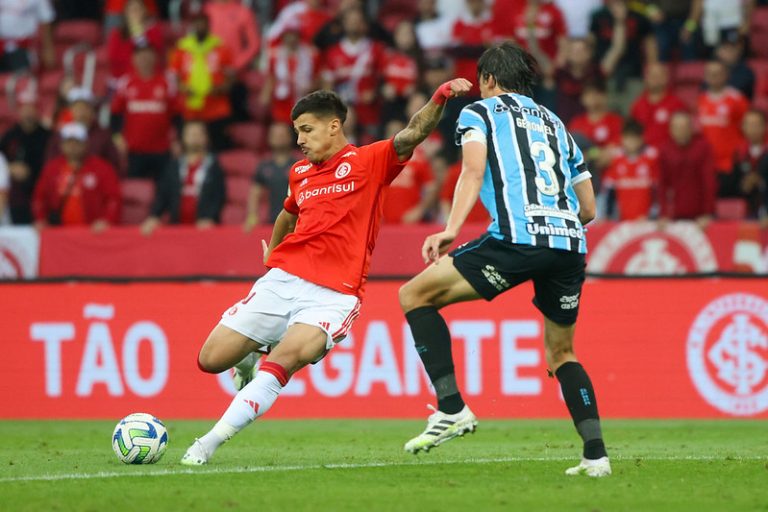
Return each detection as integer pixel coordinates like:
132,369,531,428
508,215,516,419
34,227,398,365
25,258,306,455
45,87,122,173
32,123,121,231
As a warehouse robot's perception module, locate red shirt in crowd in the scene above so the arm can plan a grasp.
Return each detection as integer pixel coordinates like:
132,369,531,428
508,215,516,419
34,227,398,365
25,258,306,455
382,49,418,97
266,43,319,123
630,90,687,149
105,0,158,16
658,136,717,219
440,162,489,224
179,159,203,224
111,71,176,154
602,148,659,220
268,139,407,298
451,13,495,96
382,159,433,224
321,39,386,126
568,112,624,147
697,87,749,173
509,1,567,61
106,24,164,81
32,156,121,225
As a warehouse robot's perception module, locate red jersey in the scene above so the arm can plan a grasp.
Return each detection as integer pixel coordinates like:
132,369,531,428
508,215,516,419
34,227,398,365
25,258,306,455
568,112,623,147
440,162,489,224
451,14,495,96
111,72,176,154
510,2,566,60
267,139,407,298
602,148,659,220
697,87,749,173
382,159,433,224
321,39,385,126
382,49,418,97
106,24,164,81
267,43,318,124
630,91,687,149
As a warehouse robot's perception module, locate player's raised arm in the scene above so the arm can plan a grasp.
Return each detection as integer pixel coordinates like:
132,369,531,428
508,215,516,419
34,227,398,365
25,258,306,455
393,78,473,162
262,208,298,264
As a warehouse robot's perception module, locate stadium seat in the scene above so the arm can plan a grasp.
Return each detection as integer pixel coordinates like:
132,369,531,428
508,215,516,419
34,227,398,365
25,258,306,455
38,69,65,96
228,122,268,152
221,203,246,225
217,149,259,177
752,7,768,33
751,32,768,58
226,176,252,205
672,61,705,87
243,70,266,93
120,178,155,225
674,84,700,110
715,199,747,220
54,20,103,48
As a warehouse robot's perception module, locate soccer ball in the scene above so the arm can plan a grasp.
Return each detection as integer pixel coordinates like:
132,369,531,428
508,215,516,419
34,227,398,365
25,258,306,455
112,413,169,464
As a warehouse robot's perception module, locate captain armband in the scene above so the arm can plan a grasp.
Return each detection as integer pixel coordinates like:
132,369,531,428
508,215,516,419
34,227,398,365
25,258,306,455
461,129,486,146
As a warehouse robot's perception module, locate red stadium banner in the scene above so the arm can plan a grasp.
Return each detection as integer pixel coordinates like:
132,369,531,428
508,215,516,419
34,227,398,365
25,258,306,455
1,279,767,419
30,221,768,278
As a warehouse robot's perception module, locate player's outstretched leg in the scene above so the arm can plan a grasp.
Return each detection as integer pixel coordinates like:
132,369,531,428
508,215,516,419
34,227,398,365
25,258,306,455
399,257,481,454
544,318,611,477
181,324,327,465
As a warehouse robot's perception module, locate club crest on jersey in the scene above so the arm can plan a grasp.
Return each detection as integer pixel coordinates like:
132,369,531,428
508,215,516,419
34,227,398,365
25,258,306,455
295,164,312,174
335,162,352,179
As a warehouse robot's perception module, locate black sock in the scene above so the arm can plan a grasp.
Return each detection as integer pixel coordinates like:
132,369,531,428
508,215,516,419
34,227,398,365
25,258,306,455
405,306,465,414
555,361,607,460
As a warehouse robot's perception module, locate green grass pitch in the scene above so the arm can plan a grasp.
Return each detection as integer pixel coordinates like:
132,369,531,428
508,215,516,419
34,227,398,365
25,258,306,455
0,419,766,511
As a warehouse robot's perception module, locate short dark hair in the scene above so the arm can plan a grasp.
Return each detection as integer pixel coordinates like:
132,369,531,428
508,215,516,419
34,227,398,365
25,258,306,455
291,90,348,123
476,42,540,97
623,119,644,136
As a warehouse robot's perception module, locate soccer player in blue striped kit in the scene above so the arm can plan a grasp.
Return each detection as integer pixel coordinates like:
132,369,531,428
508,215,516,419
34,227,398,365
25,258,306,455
398,42,610,477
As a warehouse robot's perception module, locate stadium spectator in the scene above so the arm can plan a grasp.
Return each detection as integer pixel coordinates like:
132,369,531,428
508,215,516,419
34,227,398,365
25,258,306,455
644,0,699,62
601,120,659,220
244,123,298,230
33,123,121,231
0,0,55,72
414,0,454,53
45,88,122,174
728,110,768,216
569,82,624,173
141,121,226,235
699,0,754,54
267,0,330,46
698,59,749,180
715,36,755,100
106,0,165,85
449,0,495,97
381,21,421,125
0,89,51,225
260,20,319,124
658,111,716,225
381,120,437,224
630,62,686,150
321,6,386,142
205,0,260,122
0,152,8,224
169,10,235,151
508,0,568,64
104,0,159,34
111,43,177,180
554,0,603,38
313,0,392,51
589,0,657,113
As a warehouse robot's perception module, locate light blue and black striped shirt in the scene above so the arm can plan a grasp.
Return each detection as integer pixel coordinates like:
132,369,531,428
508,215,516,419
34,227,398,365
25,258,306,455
456,92,592,254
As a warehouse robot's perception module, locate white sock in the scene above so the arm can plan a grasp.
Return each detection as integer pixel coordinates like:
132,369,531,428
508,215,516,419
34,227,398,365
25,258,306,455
198,369,285,455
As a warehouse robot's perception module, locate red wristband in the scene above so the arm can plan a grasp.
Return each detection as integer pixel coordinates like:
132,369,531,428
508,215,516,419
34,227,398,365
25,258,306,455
431,81,452,106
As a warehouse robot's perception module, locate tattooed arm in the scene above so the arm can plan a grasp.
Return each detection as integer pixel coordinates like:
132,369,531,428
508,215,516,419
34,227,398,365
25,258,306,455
393,78,472,162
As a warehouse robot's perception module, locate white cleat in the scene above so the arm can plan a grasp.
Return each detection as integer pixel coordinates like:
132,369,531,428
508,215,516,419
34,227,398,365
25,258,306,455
404,405,478,454
565,456,612,477
180,439,210,466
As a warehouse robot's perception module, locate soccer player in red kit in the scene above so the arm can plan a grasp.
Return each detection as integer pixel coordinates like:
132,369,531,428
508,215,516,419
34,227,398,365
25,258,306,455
181,80,472,465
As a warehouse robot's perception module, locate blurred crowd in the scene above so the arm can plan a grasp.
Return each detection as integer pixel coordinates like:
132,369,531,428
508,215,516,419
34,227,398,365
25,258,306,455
1,0,768,233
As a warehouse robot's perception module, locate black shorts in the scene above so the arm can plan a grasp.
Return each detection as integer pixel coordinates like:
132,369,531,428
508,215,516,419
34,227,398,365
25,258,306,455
450,234,586,325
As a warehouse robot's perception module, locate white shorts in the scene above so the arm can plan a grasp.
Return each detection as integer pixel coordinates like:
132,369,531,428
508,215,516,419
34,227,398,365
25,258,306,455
219,268,361,350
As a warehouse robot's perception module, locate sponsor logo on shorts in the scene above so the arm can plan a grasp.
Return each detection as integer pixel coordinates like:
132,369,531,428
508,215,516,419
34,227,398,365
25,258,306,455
687,293,768,416
526,222,584,239
294,164,312,174
335,162,352,179
481,265,510,291
297,182,355,205
560,293,580,310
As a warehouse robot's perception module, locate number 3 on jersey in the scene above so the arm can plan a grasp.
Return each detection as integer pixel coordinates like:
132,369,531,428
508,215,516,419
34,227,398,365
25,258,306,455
530,141,560,196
